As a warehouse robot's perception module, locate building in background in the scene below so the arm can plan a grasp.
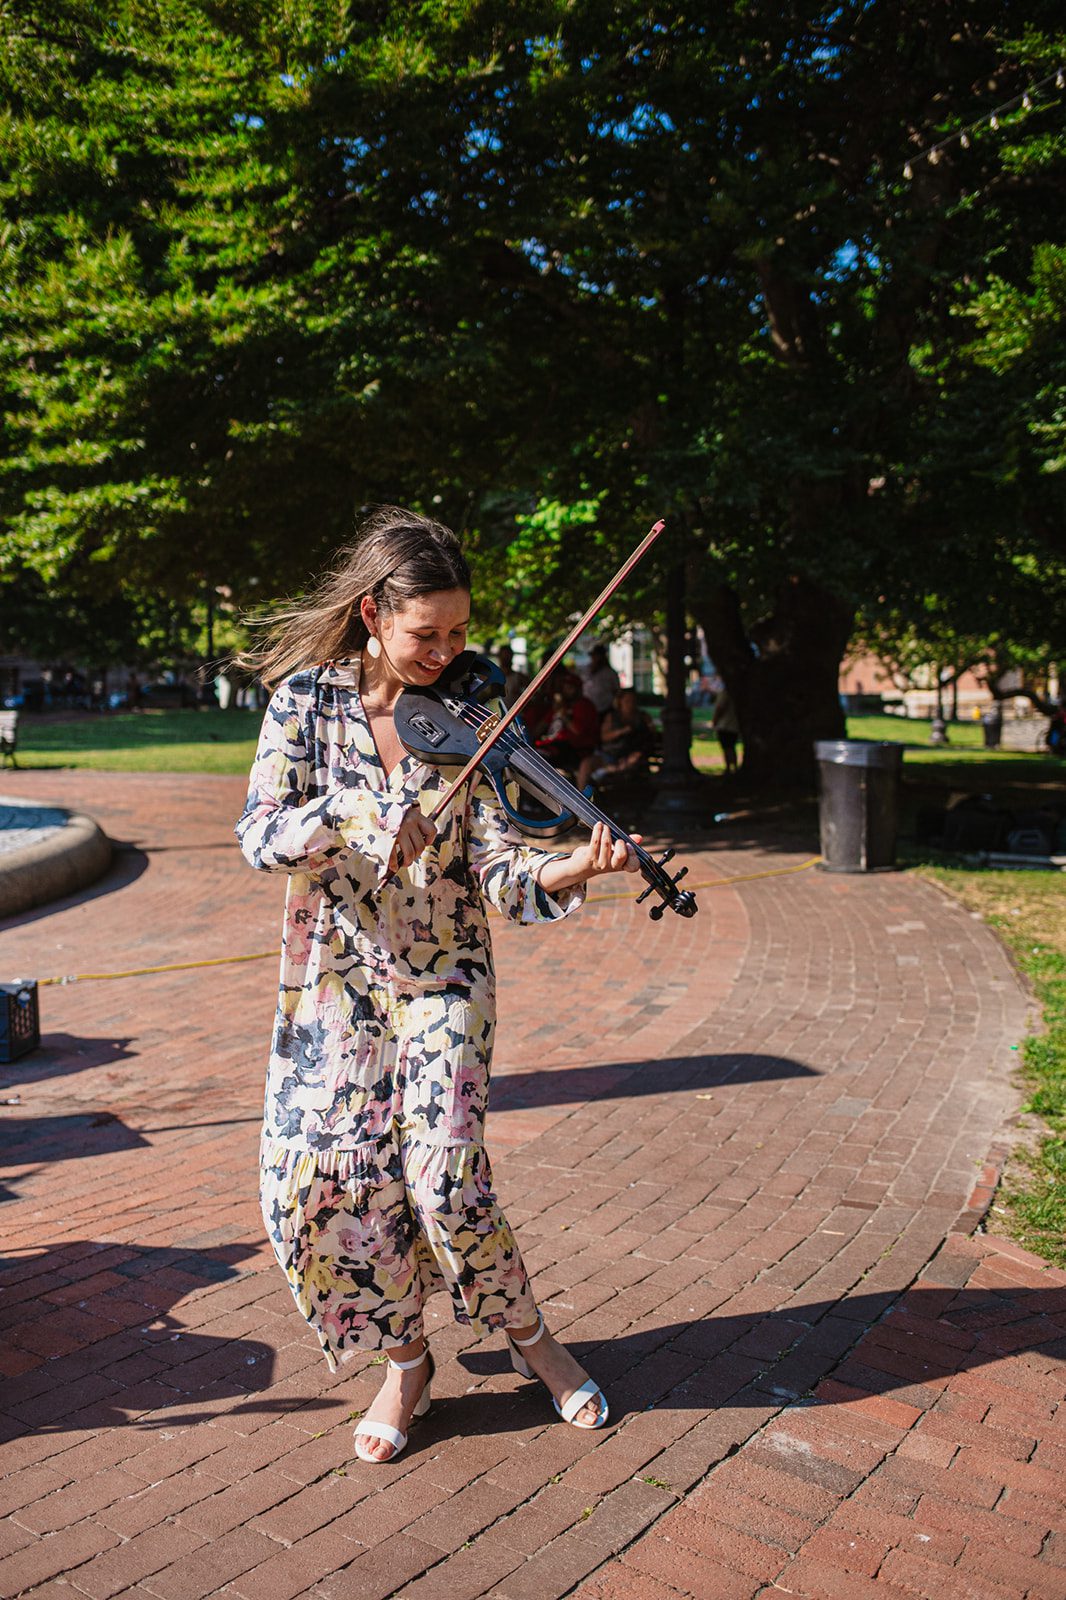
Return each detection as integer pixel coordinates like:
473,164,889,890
838,651,1058,720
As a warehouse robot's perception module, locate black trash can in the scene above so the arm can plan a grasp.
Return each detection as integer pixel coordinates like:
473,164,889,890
814,740,903,872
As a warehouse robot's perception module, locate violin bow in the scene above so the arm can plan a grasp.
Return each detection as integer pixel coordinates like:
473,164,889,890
428,517,666,822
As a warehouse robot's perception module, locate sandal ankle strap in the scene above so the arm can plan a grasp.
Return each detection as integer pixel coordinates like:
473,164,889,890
506,1312,545,1350
387,1348,430,1372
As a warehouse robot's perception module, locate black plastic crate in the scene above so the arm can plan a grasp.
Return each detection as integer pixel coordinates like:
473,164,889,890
0,980,39,1063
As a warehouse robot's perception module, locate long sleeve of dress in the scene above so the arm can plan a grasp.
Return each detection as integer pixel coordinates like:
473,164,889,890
235,680,407,879
465,771,585,923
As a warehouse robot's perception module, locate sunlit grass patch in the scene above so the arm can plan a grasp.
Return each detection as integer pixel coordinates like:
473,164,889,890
17,709,262,773
920,866,1066,1268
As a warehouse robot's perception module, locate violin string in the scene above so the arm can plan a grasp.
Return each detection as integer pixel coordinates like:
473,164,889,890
440,693,688,906
449,696,673,889
453,699,638,839
452,699,621,831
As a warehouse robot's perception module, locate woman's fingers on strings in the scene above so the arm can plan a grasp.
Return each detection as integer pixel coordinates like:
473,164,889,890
584,821,639,877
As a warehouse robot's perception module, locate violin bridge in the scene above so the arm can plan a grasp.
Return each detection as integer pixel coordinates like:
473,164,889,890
475,712,501,743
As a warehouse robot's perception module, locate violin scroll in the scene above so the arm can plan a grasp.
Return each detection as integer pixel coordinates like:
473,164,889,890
636,849,696,920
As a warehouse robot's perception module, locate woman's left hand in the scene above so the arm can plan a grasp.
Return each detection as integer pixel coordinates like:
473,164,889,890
535,822,642,896
567,821,642,882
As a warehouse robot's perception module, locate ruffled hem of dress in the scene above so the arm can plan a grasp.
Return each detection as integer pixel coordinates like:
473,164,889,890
259,1133,394,1183
260,1133,537,1370
259,1131,492,1185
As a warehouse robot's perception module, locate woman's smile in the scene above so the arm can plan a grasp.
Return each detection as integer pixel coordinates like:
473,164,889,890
378,589,471,684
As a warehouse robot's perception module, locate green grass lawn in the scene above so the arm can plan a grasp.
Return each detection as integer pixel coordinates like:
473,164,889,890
14,708,264,773
13,705,1062,786
692,708,1061,780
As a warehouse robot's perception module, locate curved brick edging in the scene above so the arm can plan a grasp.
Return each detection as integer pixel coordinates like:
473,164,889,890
952,1138,1014,1237
0,800,112,919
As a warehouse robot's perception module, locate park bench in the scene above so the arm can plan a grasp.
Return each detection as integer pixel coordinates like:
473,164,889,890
0,709,18,769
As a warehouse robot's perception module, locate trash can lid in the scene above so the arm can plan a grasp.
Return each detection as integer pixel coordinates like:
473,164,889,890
814,739,904,768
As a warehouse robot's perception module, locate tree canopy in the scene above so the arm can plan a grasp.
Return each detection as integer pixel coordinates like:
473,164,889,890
1,2,1062,777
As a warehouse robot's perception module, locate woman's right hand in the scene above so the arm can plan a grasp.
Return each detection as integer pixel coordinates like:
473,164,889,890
389,805,436,874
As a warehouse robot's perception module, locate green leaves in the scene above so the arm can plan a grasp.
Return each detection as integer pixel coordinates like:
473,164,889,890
0,0,1062,711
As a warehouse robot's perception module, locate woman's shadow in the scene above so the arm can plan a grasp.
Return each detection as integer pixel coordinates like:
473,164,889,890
4,1240,1062,1456
0,1239,322,1440
435,1269,1066,1442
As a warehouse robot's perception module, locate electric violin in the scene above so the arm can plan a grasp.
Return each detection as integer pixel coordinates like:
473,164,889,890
395,651,698,921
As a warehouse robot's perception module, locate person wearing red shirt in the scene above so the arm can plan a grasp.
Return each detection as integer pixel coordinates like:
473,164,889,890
536,671,600,773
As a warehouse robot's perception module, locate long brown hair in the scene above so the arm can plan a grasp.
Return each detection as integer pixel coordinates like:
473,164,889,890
237,506,471,689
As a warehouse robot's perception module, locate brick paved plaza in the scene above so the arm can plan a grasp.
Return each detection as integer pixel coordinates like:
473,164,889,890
1,771,1064,1600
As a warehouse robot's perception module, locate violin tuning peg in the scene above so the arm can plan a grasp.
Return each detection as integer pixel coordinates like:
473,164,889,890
656,848,675,866
635,884,655,905
672,866,688,883
649,902,665,920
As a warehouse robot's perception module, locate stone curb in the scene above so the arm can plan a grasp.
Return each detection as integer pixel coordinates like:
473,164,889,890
0,806,112,919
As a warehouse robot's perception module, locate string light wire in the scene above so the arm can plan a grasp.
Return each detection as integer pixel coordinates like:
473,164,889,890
902,63,1065,179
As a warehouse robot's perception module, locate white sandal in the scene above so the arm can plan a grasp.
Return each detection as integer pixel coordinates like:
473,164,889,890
353,1347,434,1465
506,1313,609,1430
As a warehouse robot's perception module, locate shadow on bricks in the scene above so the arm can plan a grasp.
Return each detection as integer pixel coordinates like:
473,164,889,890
0,1240,282,1440
491,1051,819,1111
0,1110,149,1166
0,1033,138,1089
6,1260,1059,1458
0,838,149,931
457,1281,1066,1427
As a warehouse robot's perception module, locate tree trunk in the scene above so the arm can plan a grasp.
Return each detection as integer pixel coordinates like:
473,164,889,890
660,561,698,781
696,576,852,789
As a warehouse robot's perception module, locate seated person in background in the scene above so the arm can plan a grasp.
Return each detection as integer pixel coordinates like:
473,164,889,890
581,643,621,716
536,671,600,773
577,687,655,790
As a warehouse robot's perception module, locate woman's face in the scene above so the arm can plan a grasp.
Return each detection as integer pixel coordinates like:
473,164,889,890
374,588,470,683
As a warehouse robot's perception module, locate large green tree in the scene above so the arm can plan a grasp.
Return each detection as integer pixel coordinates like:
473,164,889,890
449,4,1066,779
1,2,1062,779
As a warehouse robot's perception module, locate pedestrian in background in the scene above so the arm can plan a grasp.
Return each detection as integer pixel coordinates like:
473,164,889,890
581,643,620,716
981,701,1003,749
712,686,741,775
495,643,528,707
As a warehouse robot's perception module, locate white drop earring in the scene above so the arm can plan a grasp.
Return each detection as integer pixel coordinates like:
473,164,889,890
365,635,382,660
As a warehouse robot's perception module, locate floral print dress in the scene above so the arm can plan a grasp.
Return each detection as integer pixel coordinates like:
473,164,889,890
236,658,584,1369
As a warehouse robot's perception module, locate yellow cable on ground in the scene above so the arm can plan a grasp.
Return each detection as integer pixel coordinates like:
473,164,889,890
39,951,279,987
37,857,821,987
584,853,821,904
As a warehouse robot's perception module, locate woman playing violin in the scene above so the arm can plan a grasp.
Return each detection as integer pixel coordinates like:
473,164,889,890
236,507,639,1465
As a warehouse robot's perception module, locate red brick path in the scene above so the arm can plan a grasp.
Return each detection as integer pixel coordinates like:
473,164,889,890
0,771,1063,1600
